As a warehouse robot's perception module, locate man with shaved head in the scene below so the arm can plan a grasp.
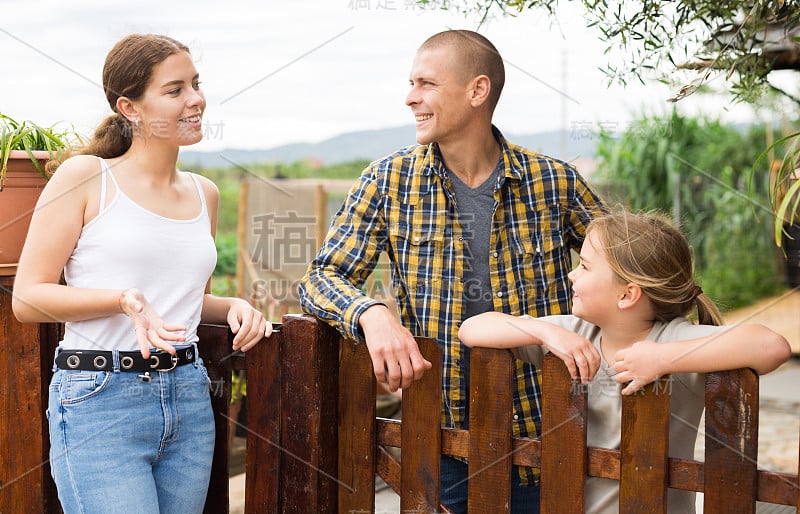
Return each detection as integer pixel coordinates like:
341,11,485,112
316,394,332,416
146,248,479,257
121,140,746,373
300,29,607,513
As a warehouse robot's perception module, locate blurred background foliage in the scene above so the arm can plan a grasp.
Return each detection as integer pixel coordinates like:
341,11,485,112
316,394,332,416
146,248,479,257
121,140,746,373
595,110,786,310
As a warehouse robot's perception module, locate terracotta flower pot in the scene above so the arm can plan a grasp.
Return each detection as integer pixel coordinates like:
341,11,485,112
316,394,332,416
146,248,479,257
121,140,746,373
0,150,50,276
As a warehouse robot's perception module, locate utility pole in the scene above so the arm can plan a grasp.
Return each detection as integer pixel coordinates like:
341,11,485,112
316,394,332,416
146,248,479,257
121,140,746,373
560,48,568,159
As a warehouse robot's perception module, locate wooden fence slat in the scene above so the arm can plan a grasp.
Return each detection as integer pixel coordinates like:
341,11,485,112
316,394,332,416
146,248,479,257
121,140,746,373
380,441,458,514
401,337,442,513
510,438,540,468
467,347,514,514
541,353,588,514
279,315,340,514
243,322,282,513
0,280,61,513
196,324,234,514
619,376,670,514
377,446,401,494
338,341,377,513
703,369,759,513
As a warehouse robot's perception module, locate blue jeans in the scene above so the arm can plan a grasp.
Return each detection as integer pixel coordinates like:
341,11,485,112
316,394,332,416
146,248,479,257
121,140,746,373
440,455,540,514
47,346,215,514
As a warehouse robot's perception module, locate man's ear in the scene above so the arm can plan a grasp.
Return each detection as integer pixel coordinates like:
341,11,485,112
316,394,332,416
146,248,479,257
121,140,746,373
617,283,643,310
469,75,491,108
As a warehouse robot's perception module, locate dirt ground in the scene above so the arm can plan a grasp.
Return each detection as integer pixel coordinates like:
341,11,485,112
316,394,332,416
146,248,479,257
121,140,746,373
723,289,800,354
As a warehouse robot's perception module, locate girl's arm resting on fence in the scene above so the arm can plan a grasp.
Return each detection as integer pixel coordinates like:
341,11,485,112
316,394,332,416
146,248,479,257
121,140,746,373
612,323,791,394
459,311,601,383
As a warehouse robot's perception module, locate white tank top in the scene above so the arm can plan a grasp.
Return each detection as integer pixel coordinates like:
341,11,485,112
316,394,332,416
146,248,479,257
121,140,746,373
61,158,217,351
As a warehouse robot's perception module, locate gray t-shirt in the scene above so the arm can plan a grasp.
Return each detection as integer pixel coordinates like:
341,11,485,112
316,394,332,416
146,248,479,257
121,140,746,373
448,165,500,319
448,165,501,426
517,315,725,514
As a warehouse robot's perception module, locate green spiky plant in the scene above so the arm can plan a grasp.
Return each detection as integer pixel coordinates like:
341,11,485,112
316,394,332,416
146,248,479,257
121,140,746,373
0,113,83,191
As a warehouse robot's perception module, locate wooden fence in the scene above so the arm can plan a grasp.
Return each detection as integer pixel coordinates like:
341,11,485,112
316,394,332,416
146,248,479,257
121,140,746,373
239,314,800,513
1,281,799,512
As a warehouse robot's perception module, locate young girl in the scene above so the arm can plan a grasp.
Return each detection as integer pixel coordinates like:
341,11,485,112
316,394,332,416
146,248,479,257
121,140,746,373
12,34,272,513
458,211,790,514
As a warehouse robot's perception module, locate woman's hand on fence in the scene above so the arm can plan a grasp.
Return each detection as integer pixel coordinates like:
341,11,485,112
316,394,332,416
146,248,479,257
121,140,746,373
227,298,271,352
541,326,601,383
119,288,186,359
612,340,663,395
360,304,432,392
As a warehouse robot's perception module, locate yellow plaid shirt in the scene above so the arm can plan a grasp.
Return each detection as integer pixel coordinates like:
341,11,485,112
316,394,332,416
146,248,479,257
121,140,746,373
299,128,606,485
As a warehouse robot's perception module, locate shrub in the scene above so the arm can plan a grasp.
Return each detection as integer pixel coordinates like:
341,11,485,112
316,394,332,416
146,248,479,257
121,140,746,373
595,111,783,310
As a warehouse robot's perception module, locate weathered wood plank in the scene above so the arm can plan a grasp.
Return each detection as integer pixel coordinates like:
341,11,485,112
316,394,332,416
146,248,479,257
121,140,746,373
756,470,797,506
376,445,401,494
338,340,376,513
280,315,339,514
703,369,759,513
588,448,620,482
242,323,281,513
196,324,233,514
0,279,61,513
443,427,470,460
376,421,546,468
467,347,514,514
541,353,588,514
400,337,442,513
619,377,670,514
378,444,456,514
510,437,541,468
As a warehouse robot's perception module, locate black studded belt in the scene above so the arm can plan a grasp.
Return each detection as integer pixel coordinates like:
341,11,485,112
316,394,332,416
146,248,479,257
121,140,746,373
55,347,196,373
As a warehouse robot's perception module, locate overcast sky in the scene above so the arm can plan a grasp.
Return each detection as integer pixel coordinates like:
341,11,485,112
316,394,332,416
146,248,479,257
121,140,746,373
0,0,773,155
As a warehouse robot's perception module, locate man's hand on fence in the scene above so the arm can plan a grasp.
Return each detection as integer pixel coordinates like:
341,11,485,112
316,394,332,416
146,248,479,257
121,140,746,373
359,304,433,392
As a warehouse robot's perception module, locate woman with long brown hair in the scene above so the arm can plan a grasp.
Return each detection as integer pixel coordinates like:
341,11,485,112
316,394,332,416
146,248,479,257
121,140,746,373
13,34,272,513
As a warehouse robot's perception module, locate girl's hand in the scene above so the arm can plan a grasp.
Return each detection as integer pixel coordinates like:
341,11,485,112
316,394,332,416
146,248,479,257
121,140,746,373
541,326,601,383
612,341,664,395
119,288,186,359
227,298,271,352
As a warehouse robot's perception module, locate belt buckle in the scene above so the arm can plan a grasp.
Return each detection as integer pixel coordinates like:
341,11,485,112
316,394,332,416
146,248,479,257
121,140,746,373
150,352,179,372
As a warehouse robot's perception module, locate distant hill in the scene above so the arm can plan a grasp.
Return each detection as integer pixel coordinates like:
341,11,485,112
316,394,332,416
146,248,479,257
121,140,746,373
178,125,599,168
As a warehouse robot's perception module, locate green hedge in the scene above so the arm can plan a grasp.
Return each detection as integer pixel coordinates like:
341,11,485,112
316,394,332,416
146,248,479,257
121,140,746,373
595,111,783,310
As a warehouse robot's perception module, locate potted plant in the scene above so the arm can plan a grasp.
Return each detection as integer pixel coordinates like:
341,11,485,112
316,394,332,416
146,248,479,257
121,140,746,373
0,113,83,276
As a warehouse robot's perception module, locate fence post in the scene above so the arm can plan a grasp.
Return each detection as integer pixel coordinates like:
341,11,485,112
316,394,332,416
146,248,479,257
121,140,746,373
338,339,377,512
703,369,759,513
401,337,443,513
619,376,670,514
0,278,61,513
279,314,340,513
243,317,282,513
196,324,235,514
540,353,588,514
468,347,514,513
